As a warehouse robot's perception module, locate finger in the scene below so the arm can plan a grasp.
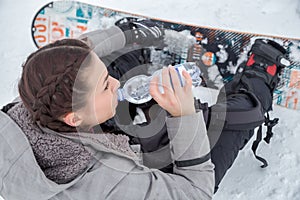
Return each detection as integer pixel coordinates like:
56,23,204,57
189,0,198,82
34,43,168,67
161,67,173,95
149,75,164,102
182,69,193,88
169,66,182,93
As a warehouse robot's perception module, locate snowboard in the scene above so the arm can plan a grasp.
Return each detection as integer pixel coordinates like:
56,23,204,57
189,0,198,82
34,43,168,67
31,0,300,110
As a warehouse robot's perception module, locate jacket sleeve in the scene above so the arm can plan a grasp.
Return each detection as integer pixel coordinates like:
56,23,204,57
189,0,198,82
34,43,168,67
78,26,126,57
111,111,214,200
167,111,214,198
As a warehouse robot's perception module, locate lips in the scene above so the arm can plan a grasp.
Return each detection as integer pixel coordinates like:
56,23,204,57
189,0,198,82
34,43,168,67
114,93,118,107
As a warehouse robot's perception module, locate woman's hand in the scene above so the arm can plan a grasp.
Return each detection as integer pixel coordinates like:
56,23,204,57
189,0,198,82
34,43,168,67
149,66,196,117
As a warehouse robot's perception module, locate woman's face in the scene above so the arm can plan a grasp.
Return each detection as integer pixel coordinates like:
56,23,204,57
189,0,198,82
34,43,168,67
78,52,120,128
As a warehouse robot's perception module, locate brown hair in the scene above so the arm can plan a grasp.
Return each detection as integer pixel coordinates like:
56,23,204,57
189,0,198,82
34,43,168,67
19,39,93,132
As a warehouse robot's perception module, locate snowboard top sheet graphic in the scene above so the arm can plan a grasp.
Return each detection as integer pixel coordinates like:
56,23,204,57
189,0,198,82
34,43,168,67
31,1,300,110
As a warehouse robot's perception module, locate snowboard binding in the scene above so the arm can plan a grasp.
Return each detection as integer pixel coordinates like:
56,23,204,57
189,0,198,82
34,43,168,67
238,39,290,93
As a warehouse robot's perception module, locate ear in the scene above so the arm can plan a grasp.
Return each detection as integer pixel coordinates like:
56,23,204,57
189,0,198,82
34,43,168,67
62,112,83,127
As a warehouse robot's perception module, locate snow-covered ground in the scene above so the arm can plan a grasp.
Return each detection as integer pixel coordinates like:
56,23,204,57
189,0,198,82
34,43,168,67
0,0,299,199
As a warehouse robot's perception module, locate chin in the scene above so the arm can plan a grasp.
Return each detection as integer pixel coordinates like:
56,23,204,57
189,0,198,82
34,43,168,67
111,109,117,117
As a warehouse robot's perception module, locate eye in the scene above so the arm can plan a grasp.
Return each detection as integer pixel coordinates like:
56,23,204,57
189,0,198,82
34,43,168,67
104,81,110,90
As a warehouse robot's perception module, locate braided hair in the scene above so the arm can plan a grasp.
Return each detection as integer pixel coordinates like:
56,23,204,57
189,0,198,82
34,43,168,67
19,39,93,132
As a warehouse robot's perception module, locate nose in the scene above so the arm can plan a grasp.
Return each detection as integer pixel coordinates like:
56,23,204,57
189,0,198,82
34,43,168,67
111,77,120,92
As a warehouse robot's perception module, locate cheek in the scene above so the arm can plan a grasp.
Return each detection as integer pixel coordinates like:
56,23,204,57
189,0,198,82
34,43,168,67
88,97,108,124
94,93,114,115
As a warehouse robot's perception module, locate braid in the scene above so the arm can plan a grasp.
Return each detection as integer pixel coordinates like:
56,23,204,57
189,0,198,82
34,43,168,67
19,39,92,132
32,63,75,131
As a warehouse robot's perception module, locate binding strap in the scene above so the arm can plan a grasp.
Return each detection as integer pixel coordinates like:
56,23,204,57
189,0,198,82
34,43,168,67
251,112,279,168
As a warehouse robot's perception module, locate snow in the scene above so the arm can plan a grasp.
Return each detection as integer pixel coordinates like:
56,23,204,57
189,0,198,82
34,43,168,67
0,0,300,199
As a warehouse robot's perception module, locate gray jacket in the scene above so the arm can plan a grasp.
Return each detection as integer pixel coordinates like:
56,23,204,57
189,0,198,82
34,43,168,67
0,102,214,199
1,26,214,199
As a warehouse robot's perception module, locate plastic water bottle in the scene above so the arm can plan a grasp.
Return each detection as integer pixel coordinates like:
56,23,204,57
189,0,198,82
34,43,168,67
117,62,202,104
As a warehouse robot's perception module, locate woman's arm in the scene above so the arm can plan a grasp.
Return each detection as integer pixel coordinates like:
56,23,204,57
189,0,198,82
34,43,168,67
146,66,214,198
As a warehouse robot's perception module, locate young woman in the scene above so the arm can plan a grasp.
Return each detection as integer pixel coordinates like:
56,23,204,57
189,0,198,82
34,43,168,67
0,38,214,199
0,18,287,199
